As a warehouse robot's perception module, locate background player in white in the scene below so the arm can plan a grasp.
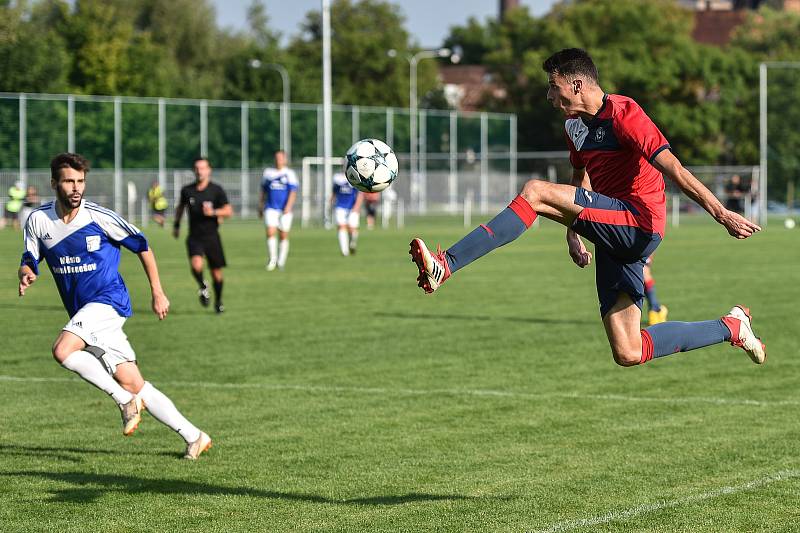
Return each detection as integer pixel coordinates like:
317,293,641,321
259,150,298,271
18,153,212,460
330,172,363,256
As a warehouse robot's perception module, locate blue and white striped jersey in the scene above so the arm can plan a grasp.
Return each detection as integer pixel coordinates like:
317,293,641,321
332,173,358,210
261,167,298,210
21,200,148,318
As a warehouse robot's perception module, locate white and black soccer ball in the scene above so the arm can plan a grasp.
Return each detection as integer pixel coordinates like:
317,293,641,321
344,138,398,193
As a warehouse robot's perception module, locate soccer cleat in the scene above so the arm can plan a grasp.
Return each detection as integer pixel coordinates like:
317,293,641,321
409,238,451,294
184,431,212,460
648,305,669,326
721,305,766,364
214,303,225,314
349,245,357,256
198,283,210,307
266,261,277,271
120,396,144,436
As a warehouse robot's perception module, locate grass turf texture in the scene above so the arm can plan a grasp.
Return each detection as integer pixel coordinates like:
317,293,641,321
0,215,798,532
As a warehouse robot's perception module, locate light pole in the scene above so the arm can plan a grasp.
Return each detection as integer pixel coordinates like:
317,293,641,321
388,47,460,212
249,59,291,161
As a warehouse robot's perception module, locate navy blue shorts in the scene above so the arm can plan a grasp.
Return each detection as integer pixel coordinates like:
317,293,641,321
570,188,661,317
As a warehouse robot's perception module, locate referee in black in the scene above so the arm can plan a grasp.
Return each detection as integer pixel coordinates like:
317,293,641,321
173,157,232,313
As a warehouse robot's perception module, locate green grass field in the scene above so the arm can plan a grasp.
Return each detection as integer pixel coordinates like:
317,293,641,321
0,215,798,532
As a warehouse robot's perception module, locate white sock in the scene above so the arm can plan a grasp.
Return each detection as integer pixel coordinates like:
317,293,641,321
267,236,278,265
338,229,350,256
61,351,133,405
137,381,201,443
278,239,290,267
349,230,359,249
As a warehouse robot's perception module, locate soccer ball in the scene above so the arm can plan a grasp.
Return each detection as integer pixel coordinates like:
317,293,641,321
344,138,398,192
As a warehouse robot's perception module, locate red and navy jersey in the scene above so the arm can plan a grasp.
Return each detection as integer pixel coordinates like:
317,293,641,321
565,94,670,235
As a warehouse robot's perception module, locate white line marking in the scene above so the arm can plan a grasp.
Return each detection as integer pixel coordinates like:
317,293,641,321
532,469,800,533
0,375,797,407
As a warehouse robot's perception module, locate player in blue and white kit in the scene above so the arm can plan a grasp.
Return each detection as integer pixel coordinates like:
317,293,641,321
260,150,298,270
330,172,363,256
18,153,212,460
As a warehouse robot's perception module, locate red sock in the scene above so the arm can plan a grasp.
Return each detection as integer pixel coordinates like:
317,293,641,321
640,329,654,364
508,195,537,228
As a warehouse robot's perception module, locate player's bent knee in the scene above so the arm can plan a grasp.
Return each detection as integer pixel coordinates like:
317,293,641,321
611,349,642,367
52,342,73,363
520,179,548,209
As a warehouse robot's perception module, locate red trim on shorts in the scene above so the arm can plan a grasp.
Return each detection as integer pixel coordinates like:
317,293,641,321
578,207,639,227
640,329,654,364
644,279,655,291
480,224,494,237
508,195,537,228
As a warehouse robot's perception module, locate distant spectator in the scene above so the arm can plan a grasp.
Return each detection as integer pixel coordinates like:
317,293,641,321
724,174,747,214
3,181,25,230
147,181,168,227
20,185,41,228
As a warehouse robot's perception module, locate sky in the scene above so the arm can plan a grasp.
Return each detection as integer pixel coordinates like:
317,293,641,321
215,0,560,47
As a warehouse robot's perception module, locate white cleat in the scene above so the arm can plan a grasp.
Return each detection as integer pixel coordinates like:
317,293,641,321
184,431,212,460
266,261,277,271
722,305,766,364
409,238,451,294
120,396,144,436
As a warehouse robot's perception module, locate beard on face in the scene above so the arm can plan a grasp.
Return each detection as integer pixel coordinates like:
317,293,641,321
56,186,82,209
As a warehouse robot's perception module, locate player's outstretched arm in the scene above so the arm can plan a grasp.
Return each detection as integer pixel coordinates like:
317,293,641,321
652,150,761,239
137,249,169,320
18,265,37,297
566,167,592,267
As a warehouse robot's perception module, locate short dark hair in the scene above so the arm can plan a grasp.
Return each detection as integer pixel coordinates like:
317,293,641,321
193,156,211,166
542,48,598,83
51,153,90,181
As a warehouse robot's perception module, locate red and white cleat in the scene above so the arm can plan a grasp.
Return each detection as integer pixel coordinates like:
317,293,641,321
409,238,451,294
721,305,766,364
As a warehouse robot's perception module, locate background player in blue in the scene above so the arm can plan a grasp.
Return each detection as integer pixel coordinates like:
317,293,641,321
173,157,232,313
18,153,211,459
330,172,363,256
260,150,298,271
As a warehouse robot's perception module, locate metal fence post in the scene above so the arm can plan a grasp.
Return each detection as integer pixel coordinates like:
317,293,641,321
19,93,26,185
386,108,393,147
241,101,249,218
449,111,457,213
352,106,359,144
158,98,166,189
419,109,427,214
509,114,517,200
67,95,75,153
480,112,488,214
200,100,208,158
114,97,122,213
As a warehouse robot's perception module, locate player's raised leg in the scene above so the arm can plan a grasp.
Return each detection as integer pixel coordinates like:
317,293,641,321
410,180,581,293
115,362,211,459
603,293,765,366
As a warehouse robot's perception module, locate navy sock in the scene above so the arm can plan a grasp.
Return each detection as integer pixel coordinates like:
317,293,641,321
445,196,537,273
645,320,731,359
645,286,661,312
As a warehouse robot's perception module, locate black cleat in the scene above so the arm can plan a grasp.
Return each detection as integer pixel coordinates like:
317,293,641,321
214,303,225,314
198,283,210,307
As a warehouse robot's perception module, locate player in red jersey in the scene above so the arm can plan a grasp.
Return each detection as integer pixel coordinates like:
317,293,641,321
409,48,765,366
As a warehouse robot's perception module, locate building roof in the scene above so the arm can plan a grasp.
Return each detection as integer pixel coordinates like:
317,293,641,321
691,9,748,45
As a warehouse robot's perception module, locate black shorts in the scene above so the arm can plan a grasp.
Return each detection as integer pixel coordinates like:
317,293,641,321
187,233,227,268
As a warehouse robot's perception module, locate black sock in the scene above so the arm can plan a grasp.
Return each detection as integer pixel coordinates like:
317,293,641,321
213,279,223,304
191,269,205,288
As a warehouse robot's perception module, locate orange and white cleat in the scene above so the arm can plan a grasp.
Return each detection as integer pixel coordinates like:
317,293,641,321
409,238,451,294
721,305,766,364
184,431,212,460
120,396,144,436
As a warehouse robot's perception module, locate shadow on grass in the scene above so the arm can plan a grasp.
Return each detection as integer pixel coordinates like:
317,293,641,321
3,470,493,506
377,310,594,326
0,444,177,463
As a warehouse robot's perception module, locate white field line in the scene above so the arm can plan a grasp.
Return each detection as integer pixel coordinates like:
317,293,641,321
0,375,798,407
532,469,800,533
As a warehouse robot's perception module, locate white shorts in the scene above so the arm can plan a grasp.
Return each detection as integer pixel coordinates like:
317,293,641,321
264,208,293,232
62,303,136,375
334,207,359,228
